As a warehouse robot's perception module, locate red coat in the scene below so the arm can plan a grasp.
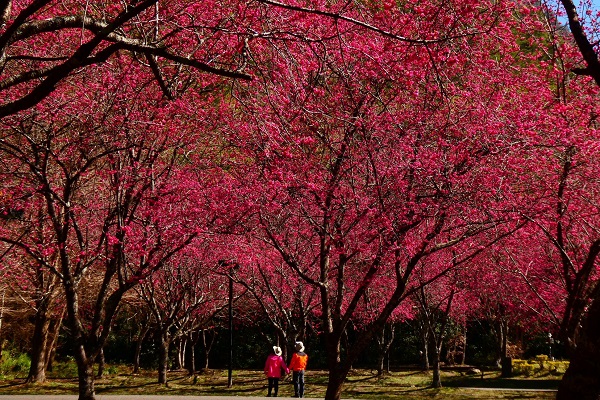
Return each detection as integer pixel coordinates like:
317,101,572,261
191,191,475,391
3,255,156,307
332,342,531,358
264,354,289,378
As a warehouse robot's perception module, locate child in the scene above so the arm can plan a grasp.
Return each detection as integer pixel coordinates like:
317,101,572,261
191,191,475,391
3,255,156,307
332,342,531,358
288,341,308,398
264,345,289,397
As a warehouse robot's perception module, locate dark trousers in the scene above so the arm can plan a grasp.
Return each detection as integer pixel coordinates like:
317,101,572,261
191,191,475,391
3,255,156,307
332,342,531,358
267,377,279,396
292,370,305,397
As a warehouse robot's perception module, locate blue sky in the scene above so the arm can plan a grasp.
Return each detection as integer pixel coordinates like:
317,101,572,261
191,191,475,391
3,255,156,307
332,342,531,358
554,0,600,26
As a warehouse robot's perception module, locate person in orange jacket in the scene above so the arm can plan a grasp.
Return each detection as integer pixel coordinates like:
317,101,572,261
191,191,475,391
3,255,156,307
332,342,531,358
264,346,288,397
288,341,308,398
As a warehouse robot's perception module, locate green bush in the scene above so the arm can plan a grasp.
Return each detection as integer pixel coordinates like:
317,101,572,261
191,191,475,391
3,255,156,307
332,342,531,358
0,352,30,377
105,364,119,375
48,358,78,379
512,357,569,376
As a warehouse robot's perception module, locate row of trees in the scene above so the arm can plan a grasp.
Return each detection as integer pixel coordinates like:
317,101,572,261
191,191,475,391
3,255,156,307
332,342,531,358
0,1,599,399
0,246,567,379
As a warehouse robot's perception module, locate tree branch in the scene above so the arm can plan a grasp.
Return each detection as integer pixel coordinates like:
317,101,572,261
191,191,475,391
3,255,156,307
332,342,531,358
560,0,600,85
257,0,493,44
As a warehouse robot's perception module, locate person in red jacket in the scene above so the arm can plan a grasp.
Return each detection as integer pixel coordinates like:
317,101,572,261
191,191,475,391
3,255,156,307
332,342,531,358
288,341,308,398
264,346,289,397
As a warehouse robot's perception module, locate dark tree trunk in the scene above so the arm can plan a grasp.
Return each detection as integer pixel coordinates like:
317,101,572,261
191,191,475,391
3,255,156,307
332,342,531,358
77,359,95,400
199,329,216,371
158,334,170,384
96,348,105,378
557,292,600,400
420,328,430,371
175,337,185,370
45,311,64,372
431,343,442,389
501,324,512,378
64,276,98,400
376,351,385,375
342,327,352,370
72,335,95,400
27,305,51,383
375,323,395,376
185,333,195,376
460,326,467,365
323,334,346,400
276,329,288,361
133,323,150,374
493,319,507,368
324,367,346,400
0,290,4,362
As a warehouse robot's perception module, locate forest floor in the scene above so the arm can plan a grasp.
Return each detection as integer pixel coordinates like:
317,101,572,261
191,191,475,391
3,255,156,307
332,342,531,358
0,367,560,399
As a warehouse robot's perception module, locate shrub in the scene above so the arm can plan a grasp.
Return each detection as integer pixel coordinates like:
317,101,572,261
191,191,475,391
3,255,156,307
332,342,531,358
105,365,119,375
512,357,569,376
48,357,78,379
0,352,30,377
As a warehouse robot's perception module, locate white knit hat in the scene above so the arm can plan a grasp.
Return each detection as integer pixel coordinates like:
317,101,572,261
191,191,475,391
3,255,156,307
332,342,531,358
295,341,305,352
273,346,282,356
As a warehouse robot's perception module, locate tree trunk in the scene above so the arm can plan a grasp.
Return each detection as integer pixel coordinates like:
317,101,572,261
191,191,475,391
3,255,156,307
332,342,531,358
188,341,196,375
175,337,185,370
96,348,105,378
323,333,346,400
376,351,385,376
0,290,4,362
191,346,199,384
200,329,215,371
27,306,51,383
133,323,150,374
460,326,467,365
431,343,442,388
375,323,395,376
158,333,170,384
200,331,209,371
494,320,506,368
501,324,512,378
76,359,95,400
557,292,600,400
187,331,202,375
72,336,95,400
64,275,97,400
420,329,430,371
45,310,64,372
324,368,346,400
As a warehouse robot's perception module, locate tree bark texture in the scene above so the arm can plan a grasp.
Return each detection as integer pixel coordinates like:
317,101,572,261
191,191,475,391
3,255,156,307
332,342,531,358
557,292,600,400
45,311,64,372
158,334,170,384
431,344,442,389
133,323,150,374
74,344,95,400
27,305,51,383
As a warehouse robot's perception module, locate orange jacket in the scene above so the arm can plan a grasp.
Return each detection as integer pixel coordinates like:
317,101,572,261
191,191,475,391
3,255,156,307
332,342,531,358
288,352,308,371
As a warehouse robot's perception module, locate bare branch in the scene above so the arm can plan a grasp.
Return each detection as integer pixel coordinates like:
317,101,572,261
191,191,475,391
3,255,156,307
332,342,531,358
257,0,493,44
560,0,600,85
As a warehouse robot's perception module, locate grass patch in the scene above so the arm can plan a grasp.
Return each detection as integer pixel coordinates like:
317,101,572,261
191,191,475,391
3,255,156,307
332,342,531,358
445,370,560,390
0,365,559,399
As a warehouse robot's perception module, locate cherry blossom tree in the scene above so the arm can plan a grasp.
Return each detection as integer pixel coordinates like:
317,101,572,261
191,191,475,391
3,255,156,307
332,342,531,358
0,0,251,118
0,190,64,382
2,3,598,400
228,240,320,360
528,2,600,397
135,248,230,384
0,59,219,398
215,2,549,398
412,254,477,388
